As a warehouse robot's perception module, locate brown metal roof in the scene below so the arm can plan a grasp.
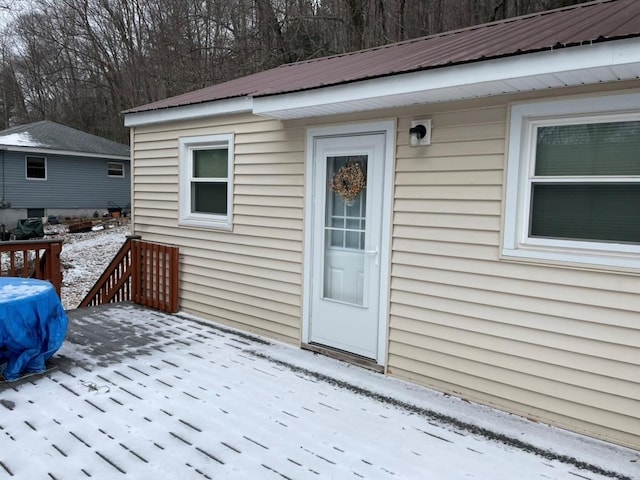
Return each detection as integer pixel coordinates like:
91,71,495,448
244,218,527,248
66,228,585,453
126,0,640,114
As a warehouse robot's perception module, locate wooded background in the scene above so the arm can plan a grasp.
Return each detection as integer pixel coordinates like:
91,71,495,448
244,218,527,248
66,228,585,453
0,0,589,144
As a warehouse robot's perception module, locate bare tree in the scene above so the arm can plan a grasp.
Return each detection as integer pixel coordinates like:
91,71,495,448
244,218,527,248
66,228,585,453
0,0,593,143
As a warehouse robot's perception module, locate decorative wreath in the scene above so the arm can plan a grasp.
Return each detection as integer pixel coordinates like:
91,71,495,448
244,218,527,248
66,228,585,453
330,162,366,202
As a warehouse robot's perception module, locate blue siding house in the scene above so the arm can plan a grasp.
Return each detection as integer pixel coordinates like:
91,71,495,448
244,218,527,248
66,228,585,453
0,121,130,226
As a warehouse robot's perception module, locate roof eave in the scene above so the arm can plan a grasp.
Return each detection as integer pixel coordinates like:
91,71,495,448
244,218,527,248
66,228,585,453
252,37,640,119
123,37,640,127
124,96,254,127
0,145,130,160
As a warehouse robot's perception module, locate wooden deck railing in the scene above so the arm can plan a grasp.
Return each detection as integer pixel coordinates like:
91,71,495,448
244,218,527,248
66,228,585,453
79,236,179,313
131,240,180,313
0,239,63,296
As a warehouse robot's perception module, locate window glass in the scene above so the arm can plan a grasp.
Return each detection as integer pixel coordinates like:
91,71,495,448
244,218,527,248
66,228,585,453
536,121,640,176
193,149,228,178
530,184,640,243
27,208,45,218
530,120,640,245
108,162,124,177
325,155,367,250
26,156,46,179
192,182,227,215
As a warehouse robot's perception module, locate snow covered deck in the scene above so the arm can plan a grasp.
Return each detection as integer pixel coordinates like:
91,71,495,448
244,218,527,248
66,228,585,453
0,303,636,479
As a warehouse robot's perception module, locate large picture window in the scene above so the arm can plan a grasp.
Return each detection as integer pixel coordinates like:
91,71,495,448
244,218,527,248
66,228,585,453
504,93,640,269
179,134,234,229
26,156,46,180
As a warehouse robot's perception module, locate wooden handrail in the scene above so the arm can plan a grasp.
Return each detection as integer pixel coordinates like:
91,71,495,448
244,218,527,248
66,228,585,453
78,235,139,308
0,239,63,297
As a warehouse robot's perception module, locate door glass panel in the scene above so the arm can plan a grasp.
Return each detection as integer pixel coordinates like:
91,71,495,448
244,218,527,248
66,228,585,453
331,230,344,246
323,155,367,305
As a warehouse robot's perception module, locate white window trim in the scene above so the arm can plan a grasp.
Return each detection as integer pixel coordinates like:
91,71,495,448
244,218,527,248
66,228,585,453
25,155,47,181
108,161,125,178
178,133,234,230
504,92,640,270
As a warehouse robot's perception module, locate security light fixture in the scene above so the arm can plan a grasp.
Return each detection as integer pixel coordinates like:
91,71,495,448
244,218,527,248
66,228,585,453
409,119,432,147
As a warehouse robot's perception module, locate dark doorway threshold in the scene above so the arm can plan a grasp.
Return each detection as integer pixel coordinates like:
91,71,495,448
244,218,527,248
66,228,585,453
302,342,384,373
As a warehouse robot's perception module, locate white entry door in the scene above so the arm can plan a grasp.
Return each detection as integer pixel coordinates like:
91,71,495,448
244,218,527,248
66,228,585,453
308,133,387,360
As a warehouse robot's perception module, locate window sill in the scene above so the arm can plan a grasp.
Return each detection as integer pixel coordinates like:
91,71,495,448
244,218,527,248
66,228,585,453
501,246,640,272
179,217,232,231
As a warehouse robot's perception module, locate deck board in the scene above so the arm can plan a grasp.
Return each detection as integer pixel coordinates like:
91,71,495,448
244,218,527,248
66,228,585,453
0,303,635,479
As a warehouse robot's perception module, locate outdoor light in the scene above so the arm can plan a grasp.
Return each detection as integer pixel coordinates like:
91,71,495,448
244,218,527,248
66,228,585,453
409,119,432,147
409,125,426,146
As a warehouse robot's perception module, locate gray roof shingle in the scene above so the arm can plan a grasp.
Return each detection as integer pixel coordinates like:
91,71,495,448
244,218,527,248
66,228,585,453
0,121,129,158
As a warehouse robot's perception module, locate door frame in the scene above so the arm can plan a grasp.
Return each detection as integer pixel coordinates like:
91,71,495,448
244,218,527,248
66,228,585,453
302,120,396,367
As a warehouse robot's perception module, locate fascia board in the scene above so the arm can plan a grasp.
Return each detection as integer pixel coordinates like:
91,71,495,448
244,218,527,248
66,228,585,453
124,96,254,127
0,146,129,160
253,37,640,118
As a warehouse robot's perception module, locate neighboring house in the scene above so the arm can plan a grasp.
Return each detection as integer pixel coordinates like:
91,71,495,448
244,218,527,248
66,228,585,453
0,120,130,226
124,0,640,450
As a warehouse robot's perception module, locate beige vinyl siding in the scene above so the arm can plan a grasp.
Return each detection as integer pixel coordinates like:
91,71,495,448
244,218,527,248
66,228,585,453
129,82,640,449
389,92,640,449
131,113,304,343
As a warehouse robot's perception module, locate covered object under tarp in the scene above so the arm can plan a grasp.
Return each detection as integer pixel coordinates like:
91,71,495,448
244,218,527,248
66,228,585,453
0,278,67,381
11,218,44,240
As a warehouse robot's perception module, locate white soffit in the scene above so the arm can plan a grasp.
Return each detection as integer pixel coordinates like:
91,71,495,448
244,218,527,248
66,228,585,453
253,38,640,120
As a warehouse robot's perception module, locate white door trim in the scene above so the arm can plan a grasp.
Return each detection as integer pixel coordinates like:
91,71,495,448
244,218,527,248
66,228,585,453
302,120,396,366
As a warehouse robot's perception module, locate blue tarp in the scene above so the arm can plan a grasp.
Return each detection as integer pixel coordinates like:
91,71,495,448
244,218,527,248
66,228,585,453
0,278,68,381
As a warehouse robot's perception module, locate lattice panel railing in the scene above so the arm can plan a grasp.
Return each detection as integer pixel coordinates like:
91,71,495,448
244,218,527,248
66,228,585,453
79,237,179,313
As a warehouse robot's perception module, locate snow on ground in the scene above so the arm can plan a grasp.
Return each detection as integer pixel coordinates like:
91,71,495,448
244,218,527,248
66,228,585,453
46,219,131,310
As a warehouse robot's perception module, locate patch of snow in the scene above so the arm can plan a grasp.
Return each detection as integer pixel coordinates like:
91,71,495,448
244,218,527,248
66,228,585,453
0,132,44,147
45,220,131,309
0,278,50,301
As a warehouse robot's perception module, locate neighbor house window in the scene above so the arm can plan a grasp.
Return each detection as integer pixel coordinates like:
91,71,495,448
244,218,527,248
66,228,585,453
27,208,45,218
179,134,234,229
26,156,46,180
503,93,640,270
108,162,125,177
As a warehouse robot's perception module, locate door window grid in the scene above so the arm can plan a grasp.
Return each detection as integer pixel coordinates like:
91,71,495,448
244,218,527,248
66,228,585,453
326,156,367,250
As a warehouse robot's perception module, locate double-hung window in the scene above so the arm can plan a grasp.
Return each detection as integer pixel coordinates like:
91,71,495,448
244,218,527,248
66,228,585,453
179,134,234,229
504,93,640,269
26,156,46,180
